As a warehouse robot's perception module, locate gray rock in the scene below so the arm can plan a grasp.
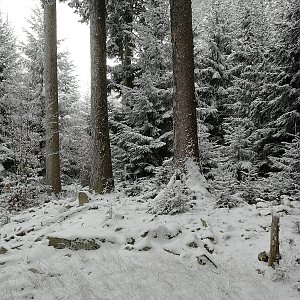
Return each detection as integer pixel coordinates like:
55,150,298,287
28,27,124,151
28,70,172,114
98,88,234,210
48,236,100,250
0,246,8,255
258,251,269,262
78,191,91,206
197,254,217,268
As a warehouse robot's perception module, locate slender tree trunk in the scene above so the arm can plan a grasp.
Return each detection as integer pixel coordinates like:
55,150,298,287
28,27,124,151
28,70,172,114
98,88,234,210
170,0,200,170
123,33,134,88
43,0,61,194
90,0,114,193
122,7,134,88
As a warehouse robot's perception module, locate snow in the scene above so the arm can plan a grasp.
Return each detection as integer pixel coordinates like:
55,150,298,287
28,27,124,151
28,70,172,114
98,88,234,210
0,181,300,299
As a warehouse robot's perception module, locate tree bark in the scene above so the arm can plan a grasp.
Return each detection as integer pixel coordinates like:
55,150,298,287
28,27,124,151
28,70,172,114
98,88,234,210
170,0,200,170
90,0,114,193
43,0,61,194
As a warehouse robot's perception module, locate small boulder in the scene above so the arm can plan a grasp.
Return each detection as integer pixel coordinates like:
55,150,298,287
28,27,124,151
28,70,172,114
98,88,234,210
78,191,91,206
187,241,198,248
197,254,217,268
139,246,151,251
0,246,8,255
48,236,100,250
258,251,269,262
127,237,135,245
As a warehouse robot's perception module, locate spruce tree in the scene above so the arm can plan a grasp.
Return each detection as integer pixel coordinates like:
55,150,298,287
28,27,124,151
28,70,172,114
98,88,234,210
90,0,114,193
195,0,233,145
215,0,267,180
0,13,19,178
23,4,83,182
58,0,114,192
106,0,145,89
0,13,44,210
43,0,62,194
109,0,173,179
170,0,199,169
253,0,300,158
0,14,19,147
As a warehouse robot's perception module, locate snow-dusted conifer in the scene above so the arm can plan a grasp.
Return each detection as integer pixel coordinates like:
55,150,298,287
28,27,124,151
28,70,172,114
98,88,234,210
110,0,173,179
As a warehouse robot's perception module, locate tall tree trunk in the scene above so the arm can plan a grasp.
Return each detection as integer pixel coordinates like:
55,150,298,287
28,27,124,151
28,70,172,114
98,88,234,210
43,0,61,194
170,0,200,170
90,0,114,193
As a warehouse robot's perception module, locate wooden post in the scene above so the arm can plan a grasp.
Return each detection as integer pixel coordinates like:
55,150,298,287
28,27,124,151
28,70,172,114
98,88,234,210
268,214,280,267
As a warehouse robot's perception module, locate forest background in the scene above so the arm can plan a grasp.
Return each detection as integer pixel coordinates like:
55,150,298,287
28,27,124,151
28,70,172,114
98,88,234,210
0,0,299,213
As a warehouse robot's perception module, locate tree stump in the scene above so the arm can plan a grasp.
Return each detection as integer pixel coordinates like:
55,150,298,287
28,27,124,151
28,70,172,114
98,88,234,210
268,214,280,267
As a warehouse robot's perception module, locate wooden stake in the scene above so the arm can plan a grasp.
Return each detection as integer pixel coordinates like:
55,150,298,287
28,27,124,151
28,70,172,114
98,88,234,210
268,214,280,267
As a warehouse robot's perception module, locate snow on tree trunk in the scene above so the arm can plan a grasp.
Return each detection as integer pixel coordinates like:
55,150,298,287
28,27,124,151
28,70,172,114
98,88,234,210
148,0,210,215
170,0,200,171
90,0,114,193
43,0,61,194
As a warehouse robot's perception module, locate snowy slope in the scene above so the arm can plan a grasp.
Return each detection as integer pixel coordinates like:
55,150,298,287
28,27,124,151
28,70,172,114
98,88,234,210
0,183,299,300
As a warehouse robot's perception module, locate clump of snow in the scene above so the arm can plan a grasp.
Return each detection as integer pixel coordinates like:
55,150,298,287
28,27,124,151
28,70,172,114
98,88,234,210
149,159,212,215
185,159,209,196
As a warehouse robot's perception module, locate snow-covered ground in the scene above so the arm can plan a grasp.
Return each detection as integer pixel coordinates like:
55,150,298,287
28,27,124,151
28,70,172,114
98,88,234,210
0,181,299,300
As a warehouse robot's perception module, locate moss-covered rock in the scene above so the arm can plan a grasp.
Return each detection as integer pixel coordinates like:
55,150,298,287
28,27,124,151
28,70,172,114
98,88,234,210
258,251,269,262
47,236,100,250
0,246,8,255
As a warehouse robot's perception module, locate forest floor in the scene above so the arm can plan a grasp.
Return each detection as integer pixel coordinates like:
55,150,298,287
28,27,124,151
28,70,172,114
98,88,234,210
0,179,300,300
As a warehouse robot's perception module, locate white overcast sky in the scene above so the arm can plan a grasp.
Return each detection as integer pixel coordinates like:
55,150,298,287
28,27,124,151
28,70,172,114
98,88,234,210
0,0,90,96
